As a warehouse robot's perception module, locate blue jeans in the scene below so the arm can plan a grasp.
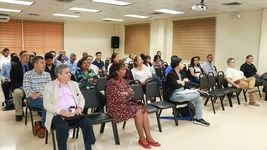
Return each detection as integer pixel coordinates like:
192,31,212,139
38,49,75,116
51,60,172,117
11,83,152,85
170,88,203,120
28,97,46,126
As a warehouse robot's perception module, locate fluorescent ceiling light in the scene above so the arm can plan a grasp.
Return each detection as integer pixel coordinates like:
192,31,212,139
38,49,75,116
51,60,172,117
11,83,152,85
69,7,101,13
155,9,184,15
124,14,149,19
103,18,124,22
92,0,132,6
0,8,22,13
53,13,80,18
0,0,34,6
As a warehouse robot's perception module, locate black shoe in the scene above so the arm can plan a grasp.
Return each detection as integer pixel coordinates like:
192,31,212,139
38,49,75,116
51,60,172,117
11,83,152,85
194,119,210,127
2,104,15,111
16,115,23,122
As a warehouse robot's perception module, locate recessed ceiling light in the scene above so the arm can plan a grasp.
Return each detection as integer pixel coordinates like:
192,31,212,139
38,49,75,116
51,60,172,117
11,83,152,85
92,0,132,6
124,14,149,19
0,8,22,13
154,9,184,15
53,13,80,18
0,0,34,6
69,7,101,13
103,18,124,22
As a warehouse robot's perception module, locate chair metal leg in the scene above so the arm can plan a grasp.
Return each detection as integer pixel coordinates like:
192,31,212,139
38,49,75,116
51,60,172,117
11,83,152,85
158,109,162,116
220,96,225,111
236,91,241,105
25,107,28,125
100,123,105,134
51,129,57,150
227,94,233,107
243,90,247,102
172,107,178,126
122,121,126,129
204,98,209,106
45,129,48,144
155,112,162,132
211,98,216,114
111,122,120,145
30,109,35,135
257,86,262,98
72,128,76,139
76,128,79,139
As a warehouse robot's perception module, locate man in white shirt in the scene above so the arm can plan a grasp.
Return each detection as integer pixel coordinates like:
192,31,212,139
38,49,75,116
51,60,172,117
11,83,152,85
224,58,259,106
0,48,10,71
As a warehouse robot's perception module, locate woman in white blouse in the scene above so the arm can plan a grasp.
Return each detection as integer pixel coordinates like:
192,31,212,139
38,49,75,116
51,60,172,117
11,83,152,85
131,56,152,85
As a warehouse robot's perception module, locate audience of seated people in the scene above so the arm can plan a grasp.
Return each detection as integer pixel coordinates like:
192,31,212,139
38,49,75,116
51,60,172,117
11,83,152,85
106,62,160,149
188,56,203,85
65,53,77,74
202,54,217,75
225,57,260,106
1,47,267,149
165,56,210,127
10,51,33,121
23,56,51,138
1,54,19,110
44,52,56,80
43,64,95,150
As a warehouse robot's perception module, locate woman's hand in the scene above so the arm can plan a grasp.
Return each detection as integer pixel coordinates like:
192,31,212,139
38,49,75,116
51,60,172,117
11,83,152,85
183,78,189,82
59,109,75,117
177,80,185,86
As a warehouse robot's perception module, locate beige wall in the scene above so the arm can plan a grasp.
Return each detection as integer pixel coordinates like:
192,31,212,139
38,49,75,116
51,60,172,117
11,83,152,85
64,21,123,60
258,9,267,73
63,10,266,74
215,10,262,71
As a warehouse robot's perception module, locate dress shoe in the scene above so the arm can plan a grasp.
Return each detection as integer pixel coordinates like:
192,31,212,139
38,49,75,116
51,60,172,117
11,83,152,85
16,115,23,121
138,139,151,149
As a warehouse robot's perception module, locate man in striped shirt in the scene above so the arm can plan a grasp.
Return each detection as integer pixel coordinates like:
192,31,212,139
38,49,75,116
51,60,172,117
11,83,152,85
23,56,51,137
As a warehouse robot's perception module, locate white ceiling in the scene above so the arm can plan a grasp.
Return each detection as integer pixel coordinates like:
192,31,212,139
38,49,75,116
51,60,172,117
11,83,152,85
0,0,267,23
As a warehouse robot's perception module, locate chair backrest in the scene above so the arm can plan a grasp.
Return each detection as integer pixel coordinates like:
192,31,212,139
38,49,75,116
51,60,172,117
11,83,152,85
199,73,209,90
80,88,100,109
217,71,229,88
145,79,161,99
96,77,107,91
207,72,216,90
129,84,144,101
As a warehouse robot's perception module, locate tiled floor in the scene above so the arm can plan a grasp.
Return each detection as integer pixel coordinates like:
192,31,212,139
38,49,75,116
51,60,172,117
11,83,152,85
0,92,267,150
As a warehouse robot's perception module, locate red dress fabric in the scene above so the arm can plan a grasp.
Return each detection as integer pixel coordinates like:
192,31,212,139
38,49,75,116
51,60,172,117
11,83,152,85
106,78,146,123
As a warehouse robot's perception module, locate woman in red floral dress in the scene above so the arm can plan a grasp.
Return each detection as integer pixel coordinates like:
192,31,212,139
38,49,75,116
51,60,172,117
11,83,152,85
106,62,160,149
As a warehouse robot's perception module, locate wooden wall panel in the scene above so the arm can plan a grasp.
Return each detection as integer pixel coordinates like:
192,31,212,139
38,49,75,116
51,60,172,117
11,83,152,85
172,17,216,61
125,23,150,55
0,20,22,54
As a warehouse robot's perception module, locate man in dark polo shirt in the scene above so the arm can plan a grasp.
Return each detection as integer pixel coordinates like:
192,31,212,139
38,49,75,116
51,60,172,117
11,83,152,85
240,55,267,100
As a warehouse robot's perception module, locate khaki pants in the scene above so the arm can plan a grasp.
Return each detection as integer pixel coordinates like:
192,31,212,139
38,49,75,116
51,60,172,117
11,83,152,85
234,77,257,103
12,88,25,116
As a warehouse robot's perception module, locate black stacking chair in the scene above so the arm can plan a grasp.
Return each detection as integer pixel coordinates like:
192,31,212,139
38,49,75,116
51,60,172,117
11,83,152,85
96,76,107,91
144,78,178,126
200,73,225,114
217,71,242,105
155,67,164,79
81,88,120,145
122,80,162,132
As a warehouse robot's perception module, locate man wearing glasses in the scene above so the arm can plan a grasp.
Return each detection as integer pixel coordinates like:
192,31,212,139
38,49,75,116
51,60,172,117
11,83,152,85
225,58,260,106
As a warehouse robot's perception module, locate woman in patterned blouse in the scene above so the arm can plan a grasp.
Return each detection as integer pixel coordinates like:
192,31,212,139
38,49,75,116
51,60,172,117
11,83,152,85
75,57,97,85
106,62,160,149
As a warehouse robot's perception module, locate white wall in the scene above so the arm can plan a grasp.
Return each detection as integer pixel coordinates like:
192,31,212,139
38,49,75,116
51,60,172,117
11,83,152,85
215,10,262,71
64,21,123,60
258,9,267,73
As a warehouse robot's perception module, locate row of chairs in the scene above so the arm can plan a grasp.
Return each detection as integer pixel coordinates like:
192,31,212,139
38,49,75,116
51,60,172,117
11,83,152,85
199,71,262,114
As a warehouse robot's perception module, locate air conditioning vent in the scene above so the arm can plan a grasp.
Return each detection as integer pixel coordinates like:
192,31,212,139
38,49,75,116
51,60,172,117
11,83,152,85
222,2,242,6
56,0,75,2
0,14,10,22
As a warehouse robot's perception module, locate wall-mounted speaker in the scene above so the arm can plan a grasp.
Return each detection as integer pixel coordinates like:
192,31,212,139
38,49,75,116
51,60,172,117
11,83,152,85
111,36,120,49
